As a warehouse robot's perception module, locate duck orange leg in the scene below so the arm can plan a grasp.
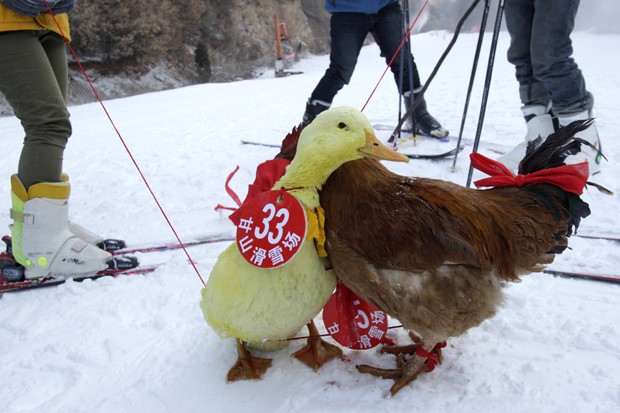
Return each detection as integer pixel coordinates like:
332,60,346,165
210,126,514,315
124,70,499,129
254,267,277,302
226,339,273,382
291,320,343,371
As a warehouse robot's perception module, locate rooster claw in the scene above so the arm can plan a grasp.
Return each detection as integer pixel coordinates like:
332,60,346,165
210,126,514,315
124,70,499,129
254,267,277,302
357,361,426,396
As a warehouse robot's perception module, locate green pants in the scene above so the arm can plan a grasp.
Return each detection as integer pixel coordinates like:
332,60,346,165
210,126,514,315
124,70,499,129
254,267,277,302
0,30,71,190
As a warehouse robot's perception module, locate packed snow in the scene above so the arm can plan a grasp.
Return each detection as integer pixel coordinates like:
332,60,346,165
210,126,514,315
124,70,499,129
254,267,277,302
1,28,619,413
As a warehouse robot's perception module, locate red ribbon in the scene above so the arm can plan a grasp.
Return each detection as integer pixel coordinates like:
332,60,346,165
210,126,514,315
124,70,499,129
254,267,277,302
470,153,589,195
415,341,447,372
228,158,292,225
214,166,243,213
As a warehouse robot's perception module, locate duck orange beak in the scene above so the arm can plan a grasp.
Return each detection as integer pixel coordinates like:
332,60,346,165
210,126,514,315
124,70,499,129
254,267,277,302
359,130,409,163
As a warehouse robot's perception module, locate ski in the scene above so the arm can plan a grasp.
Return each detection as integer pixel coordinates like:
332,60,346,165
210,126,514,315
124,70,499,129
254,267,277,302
240,140,461,160
402,145,464,160
373,123,510,156
241,140,280,148
544,269,620,284
112,234,235,255
0,264,161,294
574,233,620,243
0,233,234,294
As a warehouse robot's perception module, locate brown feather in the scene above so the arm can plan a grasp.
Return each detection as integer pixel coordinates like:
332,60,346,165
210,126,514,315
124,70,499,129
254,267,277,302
321,158,568,283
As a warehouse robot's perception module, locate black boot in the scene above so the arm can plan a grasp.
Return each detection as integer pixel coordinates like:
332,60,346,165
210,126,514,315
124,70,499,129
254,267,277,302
403,92,449,138
302,99,331,126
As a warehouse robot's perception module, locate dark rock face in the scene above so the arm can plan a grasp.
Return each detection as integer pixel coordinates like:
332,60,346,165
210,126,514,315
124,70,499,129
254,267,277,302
0,0,330,114
67,0,330,99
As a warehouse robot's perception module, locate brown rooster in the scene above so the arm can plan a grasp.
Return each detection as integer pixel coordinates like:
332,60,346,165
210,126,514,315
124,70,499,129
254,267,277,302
318,120,604,395
277,119,604,396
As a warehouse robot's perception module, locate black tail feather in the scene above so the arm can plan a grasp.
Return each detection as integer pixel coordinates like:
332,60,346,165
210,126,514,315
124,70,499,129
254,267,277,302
517,119,594,238
518,119,595,174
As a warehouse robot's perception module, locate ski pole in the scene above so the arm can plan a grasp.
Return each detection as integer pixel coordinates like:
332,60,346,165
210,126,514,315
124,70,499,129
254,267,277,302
465,0,505,187
397,0,417,145
388,0,482,144
451,0,492,171
396,0,407,144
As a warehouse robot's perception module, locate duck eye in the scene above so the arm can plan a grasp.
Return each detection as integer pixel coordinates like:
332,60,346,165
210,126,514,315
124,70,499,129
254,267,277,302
338,122,347,129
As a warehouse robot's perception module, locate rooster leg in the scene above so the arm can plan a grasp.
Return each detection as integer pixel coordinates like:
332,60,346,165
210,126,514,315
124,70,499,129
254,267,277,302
357,353,427,395
380,331,423,356
357,340,441,396
291,320,343,371
226,339,273,382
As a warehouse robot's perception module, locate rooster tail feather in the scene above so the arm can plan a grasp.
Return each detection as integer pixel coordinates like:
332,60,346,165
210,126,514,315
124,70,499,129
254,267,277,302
518,119,594,174
518,120,594,240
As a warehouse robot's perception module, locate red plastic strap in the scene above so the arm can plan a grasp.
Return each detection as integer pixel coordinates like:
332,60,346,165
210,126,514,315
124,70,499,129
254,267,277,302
214,166,243,213
415,345,439,372
470,152,589,195
223,166,242,207
415,341,447,372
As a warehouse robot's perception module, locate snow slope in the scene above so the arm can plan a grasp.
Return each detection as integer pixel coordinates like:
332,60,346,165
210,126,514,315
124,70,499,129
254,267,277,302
1,30,619,413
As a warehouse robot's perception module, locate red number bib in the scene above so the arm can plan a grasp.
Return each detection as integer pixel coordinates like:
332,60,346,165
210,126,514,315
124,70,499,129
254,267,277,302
322,283,388,350
235,190,307,268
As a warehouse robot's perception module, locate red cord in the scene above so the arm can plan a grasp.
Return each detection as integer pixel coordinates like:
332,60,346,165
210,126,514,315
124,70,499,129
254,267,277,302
43,1,206,286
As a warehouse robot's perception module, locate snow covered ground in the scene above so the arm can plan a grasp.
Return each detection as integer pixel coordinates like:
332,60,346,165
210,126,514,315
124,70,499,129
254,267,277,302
1,28,619,413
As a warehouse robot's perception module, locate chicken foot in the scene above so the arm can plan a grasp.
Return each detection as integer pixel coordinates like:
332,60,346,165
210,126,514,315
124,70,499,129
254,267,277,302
356,332,445,395
291,320,343,371
226,339,273,382
380,331,445,365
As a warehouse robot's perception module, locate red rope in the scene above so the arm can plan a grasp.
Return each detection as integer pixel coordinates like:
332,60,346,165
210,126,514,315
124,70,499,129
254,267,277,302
360,0,430,113
43,2,206,286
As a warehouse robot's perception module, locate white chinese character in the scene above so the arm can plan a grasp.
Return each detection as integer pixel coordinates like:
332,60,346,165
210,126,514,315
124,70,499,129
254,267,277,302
238,217,254,233
355,309,370,329
238,235,253,253
359,335,372,349
251,247,267,265
370,311,385,325
368,325,385,340
282,232,302,251
268,246,284,265
327,323,340,335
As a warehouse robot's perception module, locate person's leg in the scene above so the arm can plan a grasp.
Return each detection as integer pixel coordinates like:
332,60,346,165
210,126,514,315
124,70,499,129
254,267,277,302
372,3,447,137
1,31,121,278
530,0,600,174
0,31,71,189
505,0,551,108
529,0,587,113
303,12,370,124
500,0,555,170
371,2,420,93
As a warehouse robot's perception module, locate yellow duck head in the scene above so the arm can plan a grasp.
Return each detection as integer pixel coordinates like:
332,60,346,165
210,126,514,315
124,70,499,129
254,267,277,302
274,106,408,209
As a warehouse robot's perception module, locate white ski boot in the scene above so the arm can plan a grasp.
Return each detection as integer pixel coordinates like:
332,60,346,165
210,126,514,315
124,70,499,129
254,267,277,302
498,104,556,171
558,110,602,176
9,174,115,279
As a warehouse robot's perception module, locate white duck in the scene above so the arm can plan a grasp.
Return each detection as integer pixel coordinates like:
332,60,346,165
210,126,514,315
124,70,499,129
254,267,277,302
200,107,408,381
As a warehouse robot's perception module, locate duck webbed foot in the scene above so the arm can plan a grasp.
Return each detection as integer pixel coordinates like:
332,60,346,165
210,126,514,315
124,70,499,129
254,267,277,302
291,320,343,371
226,339,273,382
